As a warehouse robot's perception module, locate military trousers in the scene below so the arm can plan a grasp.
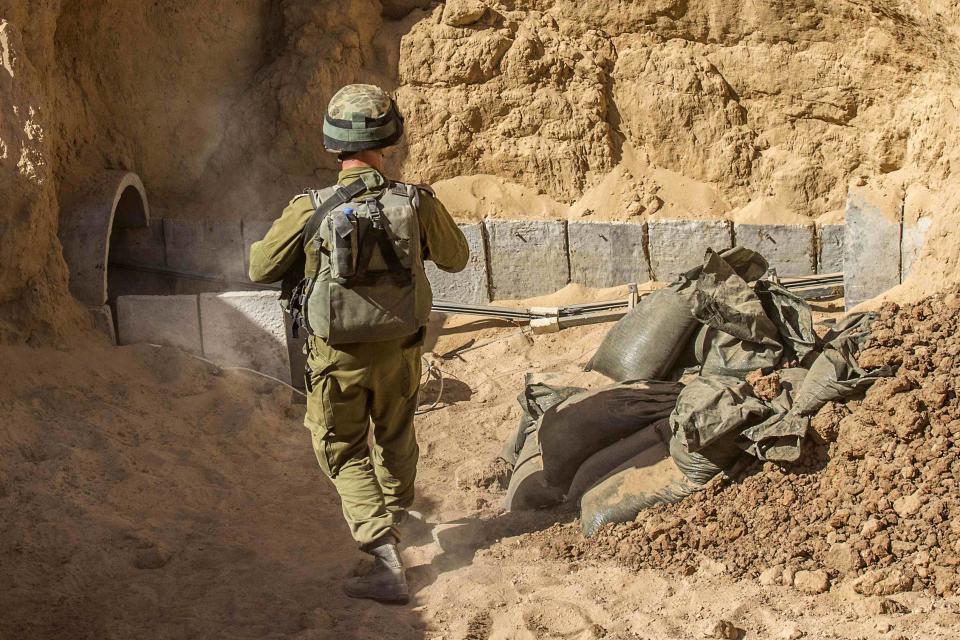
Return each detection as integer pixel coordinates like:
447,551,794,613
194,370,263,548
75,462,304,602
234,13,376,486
304,334,421,548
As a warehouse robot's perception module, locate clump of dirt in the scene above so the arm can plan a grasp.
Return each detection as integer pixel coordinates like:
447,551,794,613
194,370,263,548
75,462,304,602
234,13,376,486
746,368,782,401
541,289,960,597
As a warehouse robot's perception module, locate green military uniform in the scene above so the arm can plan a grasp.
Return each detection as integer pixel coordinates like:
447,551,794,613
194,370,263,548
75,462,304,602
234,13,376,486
249,166,468,548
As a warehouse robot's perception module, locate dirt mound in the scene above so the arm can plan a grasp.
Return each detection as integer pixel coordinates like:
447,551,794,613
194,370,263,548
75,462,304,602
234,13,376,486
540,288,960,597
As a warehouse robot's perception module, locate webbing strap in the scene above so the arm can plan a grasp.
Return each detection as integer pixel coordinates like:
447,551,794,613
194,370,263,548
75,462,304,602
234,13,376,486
351,200,411,286
302,179,367,249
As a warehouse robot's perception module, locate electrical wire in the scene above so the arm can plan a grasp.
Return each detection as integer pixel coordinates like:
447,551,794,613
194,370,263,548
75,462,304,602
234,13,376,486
148,343,461,414
415,357,446,415
146,343,307,397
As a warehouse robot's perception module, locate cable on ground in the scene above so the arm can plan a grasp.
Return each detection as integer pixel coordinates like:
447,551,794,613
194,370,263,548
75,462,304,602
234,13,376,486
146,343,307,397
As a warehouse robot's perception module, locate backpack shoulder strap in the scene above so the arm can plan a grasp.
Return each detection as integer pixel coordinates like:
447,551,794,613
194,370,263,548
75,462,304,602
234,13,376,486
387,179,433,213
302,179,367,247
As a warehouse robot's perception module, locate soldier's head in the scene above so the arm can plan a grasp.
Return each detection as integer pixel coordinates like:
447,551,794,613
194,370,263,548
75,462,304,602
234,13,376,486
324,84,404,169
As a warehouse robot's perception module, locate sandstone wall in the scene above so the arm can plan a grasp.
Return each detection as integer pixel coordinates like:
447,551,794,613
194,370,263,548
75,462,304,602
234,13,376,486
1,0,959,342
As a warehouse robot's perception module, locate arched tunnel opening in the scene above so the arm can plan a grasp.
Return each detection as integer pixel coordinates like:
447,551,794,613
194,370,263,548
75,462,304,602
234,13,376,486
107,183,168,304
58,171,162,342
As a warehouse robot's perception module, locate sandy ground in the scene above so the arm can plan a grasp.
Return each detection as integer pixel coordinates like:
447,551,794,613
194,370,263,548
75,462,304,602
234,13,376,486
4,286,958,639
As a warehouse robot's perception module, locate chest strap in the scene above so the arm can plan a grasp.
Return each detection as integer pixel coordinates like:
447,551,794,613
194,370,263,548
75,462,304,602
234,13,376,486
302,178,367,248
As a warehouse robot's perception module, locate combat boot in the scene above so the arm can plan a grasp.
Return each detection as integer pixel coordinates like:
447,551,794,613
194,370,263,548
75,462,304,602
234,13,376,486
343,537,409,604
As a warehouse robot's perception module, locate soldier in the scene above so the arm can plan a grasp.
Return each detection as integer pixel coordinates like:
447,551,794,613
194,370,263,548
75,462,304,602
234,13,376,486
248,84,469,603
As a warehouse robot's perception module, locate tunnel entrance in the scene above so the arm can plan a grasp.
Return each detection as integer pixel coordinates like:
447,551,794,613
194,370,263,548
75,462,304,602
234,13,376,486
58,170,153,342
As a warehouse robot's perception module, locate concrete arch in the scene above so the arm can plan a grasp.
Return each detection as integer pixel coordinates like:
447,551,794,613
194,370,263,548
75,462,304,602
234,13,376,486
60,170,150,307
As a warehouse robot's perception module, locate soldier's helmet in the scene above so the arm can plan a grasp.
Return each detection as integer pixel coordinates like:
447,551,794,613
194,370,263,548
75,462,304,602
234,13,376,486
323,84,404,153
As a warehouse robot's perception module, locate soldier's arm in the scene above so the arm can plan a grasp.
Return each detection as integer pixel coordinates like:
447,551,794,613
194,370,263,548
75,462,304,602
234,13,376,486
248,195,314,284
417,187,469,273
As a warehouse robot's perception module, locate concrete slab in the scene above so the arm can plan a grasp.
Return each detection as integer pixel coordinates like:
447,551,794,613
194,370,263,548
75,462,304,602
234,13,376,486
199,291,289,382
241,219,274,282
89,305,116,345
647,219,733,281
108,265,178,299
163,218,247,284
116,294,202,355
844,183,903,308
901,216,933,279
484,220,569,299
425,223,490,304
60,171,151,306
173,279,236,296
568,221,651,288
734,223,815,277
818,224,844,274
110,217,166,269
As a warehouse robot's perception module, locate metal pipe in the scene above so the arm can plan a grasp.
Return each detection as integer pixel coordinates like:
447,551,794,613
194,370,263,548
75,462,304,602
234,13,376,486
110,262,844,326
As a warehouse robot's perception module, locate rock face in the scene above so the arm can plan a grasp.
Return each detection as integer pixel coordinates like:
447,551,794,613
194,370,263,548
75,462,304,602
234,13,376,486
2,1,960,340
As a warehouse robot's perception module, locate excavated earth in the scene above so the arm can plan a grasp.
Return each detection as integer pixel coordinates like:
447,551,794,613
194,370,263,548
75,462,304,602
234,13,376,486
5,288,960,639
538,288,960,601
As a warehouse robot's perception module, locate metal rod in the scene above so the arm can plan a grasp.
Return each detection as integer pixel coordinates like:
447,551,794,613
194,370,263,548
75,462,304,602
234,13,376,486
110,262,844,326
109,262,280,291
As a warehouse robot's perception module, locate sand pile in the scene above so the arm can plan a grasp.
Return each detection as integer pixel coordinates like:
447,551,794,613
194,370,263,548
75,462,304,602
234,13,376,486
0,341,431,640
541,288,960,597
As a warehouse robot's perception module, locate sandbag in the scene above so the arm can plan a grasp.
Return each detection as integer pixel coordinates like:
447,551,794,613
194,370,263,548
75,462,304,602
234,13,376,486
754,280,820,365
498,371,608,466
734,312,893,463
586,285,698,382
539,381,684,491
669,429,746,486
682,245,769,283
790,312,892,416
733,367,808,462
580,447,700,537
588,246,770,383
670,375,773,452
697,326,782,378
693,250,785,377
566,418,671,503
504,423,564,511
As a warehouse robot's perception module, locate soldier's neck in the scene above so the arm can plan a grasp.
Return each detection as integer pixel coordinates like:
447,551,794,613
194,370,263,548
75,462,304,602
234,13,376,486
341,150,384,173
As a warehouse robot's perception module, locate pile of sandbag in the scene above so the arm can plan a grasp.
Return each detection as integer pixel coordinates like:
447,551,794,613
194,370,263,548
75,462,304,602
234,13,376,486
498,246,892,537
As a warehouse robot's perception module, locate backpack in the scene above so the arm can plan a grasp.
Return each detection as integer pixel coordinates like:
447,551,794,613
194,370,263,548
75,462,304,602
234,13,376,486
291,179,432,344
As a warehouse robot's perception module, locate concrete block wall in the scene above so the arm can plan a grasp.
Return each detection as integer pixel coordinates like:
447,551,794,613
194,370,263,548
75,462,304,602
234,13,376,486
568,221,651,288
163,219,247,283
117,291,295,383
844,185,903,308
200,291,289,382
425,223,490,304
733,223,816,277
111,218,166,268
818,225,844,274
113,215,854,308
647,219,733,281
485,220,569,299
119,207,931,381
116,294,203,355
